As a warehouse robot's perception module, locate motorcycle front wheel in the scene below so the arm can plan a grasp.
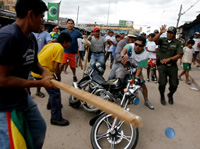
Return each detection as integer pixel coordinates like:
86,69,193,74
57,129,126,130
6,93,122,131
90,114,139,149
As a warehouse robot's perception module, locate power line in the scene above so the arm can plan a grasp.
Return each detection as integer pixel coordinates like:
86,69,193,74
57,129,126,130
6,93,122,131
181,0,200,15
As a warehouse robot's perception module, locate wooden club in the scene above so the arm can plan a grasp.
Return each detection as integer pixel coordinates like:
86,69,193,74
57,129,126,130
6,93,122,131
50,79,142,128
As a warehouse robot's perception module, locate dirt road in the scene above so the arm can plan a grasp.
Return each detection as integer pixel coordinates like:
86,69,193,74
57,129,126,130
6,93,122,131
31,61,200,149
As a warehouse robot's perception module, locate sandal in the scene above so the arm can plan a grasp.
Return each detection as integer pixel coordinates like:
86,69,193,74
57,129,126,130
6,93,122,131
35,92,45,98
186,82,191,85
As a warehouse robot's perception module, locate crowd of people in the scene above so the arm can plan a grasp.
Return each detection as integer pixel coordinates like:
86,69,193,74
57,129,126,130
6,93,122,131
0,0,200,148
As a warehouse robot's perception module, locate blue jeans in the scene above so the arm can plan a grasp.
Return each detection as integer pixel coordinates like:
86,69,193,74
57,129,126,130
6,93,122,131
108,61,119,80
193,51,199,61
0,95,46,149
90,53,105,67
45,87,62,120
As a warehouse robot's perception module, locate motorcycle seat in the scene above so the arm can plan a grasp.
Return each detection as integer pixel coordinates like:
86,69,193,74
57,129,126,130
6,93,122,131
103,78,121,86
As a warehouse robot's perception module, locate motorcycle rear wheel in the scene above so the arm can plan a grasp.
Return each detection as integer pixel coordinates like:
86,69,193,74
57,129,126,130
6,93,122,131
69,95,81,108
69,79,90,108
83,89,112,112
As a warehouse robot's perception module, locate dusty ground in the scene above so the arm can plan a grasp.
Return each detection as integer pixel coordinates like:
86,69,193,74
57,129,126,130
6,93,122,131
31,60,200,149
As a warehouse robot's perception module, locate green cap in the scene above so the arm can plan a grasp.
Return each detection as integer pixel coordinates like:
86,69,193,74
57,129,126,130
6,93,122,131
154,29,159,33
167,26,177,34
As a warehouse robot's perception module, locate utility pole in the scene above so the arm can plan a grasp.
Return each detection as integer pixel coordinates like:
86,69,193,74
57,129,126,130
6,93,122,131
76,6,80,27
107,0,110,27
176,4,182,28
160,11,165,25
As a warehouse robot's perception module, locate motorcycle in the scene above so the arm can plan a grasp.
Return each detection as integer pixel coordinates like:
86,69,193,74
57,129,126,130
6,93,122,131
69,62,123,112
90,61,143,149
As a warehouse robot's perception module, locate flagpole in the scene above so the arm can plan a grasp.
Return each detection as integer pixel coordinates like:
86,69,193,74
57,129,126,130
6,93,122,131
47,2,49,23
57,1,61,26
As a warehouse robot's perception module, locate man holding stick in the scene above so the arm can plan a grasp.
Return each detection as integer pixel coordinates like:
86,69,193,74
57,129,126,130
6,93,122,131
0,0,54,148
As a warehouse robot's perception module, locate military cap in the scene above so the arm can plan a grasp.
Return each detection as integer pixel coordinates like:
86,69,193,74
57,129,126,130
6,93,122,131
167,26,177,34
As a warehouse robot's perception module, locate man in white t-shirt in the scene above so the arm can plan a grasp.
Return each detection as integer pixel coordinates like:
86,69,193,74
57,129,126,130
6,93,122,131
116,36,155,110
145,33,159,82
192,32,200,65
105,30,116,66
77,37,85,61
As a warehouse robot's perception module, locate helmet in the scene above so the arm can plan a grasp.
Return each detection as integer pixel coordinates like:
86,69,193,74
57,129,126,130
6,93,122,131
94,61,105,75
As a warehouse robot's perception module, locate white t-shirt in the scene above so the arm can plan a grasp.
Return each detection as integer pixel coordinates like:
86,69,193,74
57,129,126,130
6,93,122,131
105,35,115,52
125,43,149,68
192,38,200,52
182,46,195,63
146,41,158,59
77,38,85,51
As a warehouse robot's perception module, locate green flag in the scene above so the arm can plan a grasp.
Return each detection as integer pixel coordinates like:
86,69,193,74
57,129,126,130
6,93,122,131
48,2,59,20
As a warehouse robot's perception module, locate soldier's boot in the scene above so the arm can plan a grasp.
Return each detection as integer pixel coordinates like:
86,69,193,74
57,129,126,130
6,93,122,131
160,93,166,105
167,93,174,105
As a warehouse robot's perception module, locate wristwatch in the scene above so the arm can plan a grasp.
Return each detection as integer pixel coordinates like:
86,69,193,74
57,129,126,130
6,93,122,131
170,57,173,61
121,55,125,59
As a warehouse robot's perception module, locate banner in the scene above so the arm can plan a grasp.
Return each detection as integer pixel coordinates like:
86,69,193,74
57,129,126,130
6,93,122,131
119,20,134,28
48,2,59,20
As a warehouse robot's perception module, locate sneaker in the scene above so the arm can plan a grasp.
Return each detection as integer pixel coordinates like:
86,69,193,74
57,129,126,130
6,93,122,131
196,65,200,68
178,77,182,81
144,100,154,110
51,118,70,126
186,82,191,85
73,76,78,82
154,78,157,83
146,78,150,82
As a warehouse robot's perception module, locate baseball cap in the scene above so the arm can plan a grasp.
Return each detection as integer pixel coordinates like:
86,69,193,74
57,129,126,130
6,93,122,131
93,27,100,32
195,32,199,35
109,29,114,33
167,26,177,34
154,29,159,33
54,26,58,29
127,30,137,38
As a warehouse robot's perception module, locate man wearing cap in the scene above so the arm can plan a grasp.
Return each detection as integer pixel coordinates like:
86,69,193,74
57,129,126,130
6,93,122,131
192,32,200,66
88,27,106,67
52,26,60,40
154,25,183,105
108,30,137,80
141,32,146,38
105,30,116,67
154,29,159,36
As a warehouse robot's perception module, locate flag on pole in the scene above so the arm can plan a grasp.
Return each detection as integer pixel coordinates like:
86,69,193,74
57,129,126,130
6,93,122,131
48,2,59,20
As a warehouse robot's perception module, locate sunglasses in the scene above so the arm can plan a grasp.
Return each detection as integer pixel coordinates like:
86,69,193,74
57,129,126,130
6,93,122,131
135,43,143,47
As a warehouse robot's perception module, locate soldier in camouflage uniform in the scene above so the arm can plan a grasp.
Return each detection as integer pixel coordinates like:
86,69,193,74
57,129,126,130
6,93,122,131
154,25,183,105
